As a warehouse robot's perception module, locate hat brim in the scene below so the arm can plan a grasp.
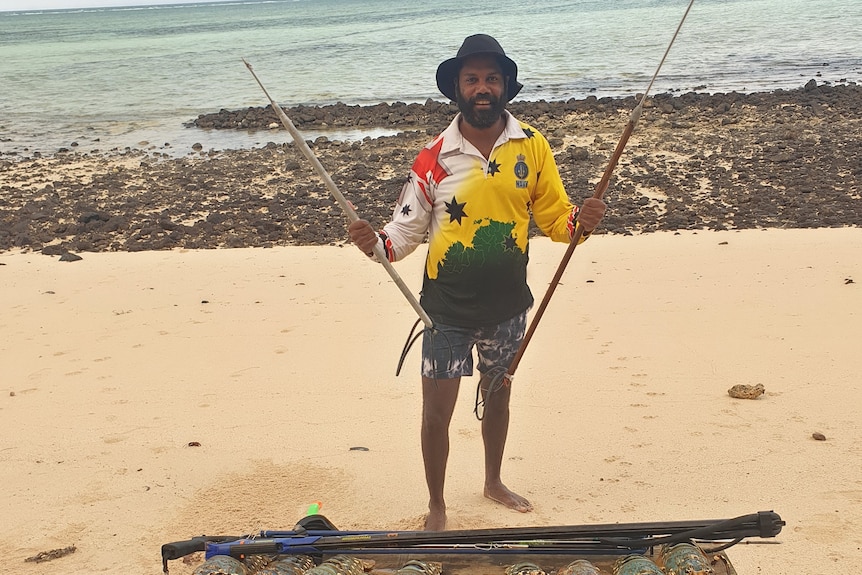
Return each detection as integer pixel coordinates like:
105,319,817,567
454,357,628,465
436,54,523,102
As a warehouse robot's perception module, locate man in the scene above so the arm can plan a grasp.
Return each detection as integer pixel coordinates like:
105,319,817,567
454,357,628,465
348,34,606,530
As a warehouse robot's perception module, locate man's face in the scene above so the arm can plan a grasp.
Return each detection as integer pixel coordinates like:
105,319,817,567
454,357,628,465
455,55,507,129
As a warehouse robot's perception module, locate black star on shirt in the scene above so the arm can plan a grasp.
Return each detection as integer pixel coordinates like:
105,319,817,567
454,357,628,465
445,197,468,224
504,235,518,252
488,159,501,176
401,204,412,216
523,128,536,139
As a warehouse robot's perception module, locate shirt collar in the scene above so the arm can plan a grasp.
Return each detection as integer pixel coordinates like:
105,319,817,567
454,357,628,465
439,110,527,155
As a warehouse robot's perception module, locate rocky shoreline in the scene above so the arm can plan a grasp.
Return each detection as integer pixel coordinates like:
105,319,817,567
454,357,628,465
1,81,860,254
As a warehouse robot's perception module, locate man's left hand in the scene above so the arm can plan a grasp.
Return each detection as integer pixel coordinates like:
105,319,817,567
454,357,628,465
577,197,607,232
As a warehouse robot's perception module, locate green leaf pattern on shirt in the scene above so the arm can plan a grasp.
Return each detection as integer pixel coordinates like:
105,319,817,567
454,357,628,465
438,219,526,276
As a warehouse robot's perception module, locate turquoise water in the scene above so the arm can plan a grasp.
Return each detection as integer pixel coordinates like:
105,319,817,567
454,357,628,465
0,0,859,156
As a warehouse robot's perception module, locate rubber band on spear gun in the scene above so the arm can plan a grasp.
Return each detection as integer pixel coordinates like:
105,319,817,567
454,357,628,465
396,317,454,383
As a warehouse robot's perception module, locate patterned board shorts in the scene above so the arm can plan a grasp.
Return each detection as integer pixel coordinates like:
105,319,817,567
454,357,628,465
421,311,528,379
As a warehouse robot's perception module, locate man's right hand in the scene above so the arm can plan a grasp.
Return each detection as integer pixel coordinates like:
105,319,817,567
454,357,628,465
348,219,378,255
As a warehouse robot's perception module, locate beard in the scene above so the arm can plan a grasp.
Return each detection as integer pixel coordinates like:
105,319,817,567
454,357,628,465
456,88,507,129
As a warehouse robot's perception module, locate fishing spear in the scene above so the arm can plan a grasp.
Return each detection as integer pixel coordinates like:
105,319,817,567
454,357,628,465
243,59,434,329
159,510,783,571
497,0,697,392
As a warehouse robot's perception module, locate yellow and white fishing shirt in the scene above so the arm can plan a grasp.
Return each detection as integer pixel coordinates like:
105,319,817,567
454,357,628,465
374,111,587,327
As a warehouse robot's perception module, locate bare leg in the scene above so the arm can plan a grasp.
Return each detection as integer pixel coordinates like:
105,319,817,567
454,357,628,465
421,376,460,530
480,375,533,512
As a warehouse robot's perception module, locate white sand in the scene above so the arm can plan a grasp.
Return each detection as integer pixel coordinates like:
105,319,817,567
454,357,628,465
2,227,860,574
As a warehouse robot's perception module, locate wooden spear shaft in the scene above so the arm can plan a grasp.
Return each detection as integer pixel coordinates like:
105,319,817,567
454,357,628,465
504,0,696,382
505,109,641,380
243,59,433,329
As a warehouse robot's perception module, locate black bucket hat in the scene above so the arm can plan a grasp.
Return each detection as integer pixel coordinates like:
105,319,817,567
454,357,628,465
436,34,523,102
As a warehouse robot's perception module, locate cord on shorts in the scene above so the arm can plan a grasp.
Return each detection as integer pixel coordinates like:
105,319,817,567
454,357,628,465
396,318,453,390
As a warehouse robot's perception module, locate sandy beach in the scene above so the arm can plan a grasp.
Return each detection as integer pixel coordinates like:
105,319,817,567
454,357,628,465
2,227,861,575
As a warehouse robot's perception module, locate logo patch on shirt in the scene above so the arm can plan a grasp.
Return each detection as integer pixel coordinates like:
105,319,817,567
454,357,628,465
514,154,529,188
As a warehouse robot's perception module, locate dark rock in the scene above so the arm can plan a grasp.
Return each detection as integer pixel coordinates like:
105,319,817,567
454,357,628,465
59,252,83,262
1,84,859,253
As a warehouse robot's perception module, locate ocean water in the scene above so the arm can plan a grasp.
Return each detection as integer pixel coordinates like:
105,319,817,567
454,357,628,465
0,0,859,157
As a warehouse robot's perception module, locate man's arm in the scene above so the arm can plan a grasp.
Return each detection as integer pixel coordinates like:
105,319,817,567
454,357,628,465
348,170,433,262
528,132,605,241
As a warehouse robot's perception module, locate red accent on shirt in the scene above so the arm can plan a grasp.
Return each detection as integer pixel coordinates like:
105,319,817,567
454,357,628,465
413,138,449,204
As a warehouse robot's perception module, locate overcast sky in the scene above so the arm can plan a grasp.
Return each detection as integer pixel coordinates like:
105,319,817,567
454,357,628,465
0,0,219,11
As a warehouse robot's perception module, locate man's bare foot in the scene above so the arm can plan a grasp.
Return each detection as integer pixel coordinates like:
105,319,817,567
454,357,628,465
484,482,533,512
424,506,447,531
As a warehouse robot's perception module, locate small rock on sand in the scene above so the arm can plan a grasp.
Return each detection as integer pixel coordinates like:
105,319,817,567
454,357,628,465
728,383,765,399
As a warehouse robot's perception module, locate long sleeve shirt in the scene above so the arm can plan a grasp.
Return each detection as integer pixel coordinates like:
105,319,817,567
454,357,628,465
371,111,587,327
